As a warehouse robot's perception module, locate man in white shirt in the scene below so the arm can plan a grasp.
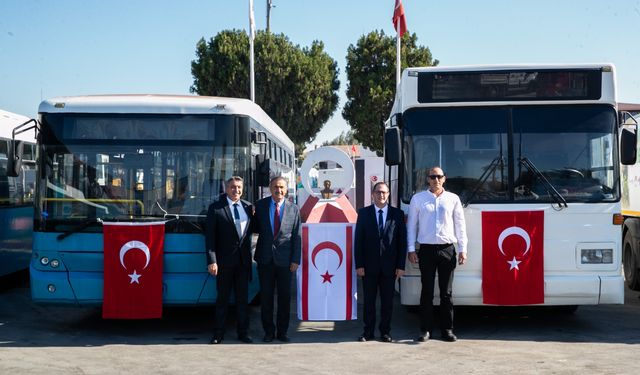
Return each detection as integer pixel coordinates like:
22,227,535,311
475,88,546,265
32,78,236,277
407,166,467,342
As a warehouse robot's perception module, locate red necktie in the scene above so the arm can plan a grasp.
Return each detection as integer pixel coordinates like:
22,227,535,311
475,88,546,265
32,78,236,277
274,203,281,237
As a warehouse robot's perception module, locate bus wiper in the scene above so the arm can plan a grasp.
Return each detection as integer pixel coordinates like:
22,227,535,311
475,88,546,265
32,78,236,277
463,155,504,208
57,218,103,241
518,157,568,208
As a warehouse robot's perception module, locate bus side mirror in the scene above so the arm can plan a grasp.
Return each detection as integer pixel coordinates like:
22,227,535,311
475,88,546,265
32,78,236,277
6,140,24,177
256,155,271,187
384,127,401,166
620,126,637,165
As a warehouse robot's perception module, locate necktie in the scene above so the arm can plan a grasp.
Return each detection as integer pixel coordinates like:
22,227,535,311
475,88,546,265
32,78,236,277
378,209,384,237
274,203,281,237
233,203,242,236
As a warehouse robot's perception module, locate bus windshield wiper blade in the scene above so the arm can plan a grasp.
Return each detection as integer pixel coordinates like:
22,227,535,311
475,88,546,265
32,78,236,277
519,157,568,208
463,155,504,208
56,218,104,241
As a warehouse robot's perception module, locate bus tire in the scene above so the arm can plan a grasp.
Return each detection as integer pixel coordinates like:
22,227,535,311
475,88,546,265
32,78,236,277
623,231,640,291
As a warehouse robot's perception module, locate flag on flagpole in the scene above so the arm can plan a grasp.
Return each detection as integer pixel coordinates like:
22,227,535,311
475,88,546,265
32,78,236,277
393,0,407,91
102,222,165,319
392,0,407,36
482,211,544,305
298,223,357,321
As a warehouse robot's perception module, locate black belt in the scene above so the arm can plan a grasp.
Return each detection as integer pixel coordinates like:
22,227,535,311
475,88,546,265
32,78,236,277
419,243,453,250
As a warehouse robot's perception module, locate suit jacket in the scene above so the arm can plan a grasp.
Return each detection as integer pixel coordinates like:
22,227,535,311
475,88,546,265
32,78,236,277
205,194,253,268
253,197,301,267
354,204,407,276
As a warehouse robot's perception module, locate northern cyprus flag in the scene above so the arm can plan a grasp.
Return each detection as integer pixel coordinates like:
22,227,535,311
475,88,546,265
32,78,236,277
297,223,357,321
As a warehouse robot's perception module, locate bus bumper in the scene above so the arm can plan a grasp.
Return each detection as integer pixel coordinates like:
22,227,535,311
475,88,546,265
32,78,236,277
30,263,260,305
398,274,624,306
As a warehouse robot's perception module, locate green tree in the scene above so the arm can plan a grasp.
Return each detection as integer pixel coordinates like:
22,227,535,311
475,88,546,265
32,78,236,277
191,30,340,155
343,30,438,154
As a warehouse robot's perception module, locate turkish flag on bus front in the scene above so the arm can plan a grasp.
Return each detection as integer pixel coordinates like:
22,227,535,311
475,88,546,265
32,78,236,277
102,222,165,319
482,211,544,305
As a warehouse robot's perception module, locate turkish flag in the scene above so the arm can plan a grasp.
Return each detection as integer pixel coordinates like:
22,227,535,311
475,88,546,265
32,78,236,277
102,222,165,319
392,0,408,36
482,211,544,305
297,223,357,321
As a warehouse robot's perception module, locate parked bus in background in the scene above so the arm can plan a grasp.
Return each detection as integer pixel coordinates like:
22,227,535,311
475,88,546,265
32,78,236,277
8,95,294,304
619,103,640,291
0,110,36,278
384,64,637,308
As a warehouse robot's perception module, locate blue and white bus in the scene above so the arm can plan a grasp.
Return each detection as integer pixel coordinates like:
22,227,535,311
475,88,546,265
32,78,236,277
384,64,637,307
10,95,294,304
0,110,36,278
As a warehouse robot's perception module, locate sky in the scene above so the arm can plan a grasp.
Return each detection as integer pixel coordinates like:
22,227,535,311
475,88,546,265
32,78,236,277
2,0,640,148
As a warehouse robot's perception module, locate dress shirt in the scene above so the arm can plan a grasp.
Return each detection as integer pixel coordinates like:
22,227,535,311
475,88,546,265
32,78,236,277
406,189,467,254
226,197,248,235
269,199,285,234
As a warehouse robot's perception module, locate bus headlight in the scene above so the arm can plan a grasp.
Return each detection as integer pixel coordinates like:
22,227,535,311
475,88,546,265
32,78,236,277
47,284,56,293
40,257,50,266
50,259,60,268
581,249,613,264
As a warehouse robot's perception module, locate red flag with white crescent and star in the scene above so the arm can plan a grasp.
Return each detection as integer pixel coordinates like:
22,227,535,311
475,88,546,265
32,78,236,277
102,222,165,319
297,223,357,321
482,211,544,305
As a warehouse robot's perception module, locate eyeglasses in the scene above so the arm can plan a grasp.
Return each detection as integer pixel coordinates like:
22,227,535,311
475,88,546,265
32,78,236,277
373,190,389,195
428,175,445,180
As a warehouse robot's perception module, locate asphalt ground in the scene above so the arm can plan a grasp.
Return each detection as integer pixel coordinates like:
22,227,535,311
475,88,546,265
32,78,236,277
1,271,639,374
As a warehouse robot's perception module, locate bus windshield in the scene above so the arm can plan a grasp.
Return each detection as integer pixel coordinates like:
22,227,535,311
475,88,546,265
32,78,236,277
401,104,618,204
37,113,251,232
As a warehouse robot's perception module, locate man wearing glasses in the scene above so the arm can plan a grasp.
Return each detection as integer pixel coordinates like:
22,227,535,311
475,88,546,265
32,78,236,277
407,166,468,342
355,181,407,343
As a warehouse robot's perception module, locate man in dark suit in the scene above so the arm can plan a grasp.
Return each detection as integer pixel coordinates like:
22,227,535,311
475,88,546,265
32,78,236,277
253,176,301,343
205,176,253,344
354,181,407,343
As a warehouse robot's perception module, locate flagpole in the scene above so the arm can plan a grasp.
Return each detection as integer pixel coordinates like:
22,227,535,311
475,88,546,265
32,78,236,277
396,28,401,93
249,0,256,102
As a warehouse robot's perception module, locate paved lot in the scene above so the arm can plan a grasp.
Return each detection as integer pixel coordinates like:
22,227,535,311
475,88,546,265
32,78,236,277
1,272,639,374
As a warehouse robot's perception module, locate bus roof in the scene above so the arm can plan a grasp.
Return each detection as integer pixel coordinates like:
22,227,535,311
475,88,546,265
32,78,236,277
39,94,293,150
405,63,614,73
0,109,36,142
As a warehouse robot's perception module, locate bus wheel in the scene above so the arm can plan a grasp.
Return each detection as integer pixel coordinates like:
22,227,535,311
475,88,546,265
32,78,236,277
623,232,640,291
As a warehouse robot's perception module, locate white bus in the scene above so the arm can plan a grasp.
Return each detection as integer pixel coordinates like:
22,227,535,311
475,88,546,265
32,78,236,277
384,64,637,307
0,110,36,277
8,95,295,304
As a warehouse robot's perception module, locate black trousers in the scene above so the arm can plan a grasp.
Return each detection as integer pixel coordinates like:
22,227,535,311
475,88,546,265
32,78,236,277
215,265,250,338
362,272,396,336
418,243,457,333
258,264,293,336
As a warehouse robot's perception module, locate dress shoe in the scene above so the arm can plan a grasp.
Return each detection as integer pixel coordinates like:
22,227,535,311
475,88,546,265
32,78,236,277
209,336,223,344
415,331,430,342
276,334,291,343
441,330,457,342
238,335,253,344
263,333,274,343
380,334,393,343
357,333,374,342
